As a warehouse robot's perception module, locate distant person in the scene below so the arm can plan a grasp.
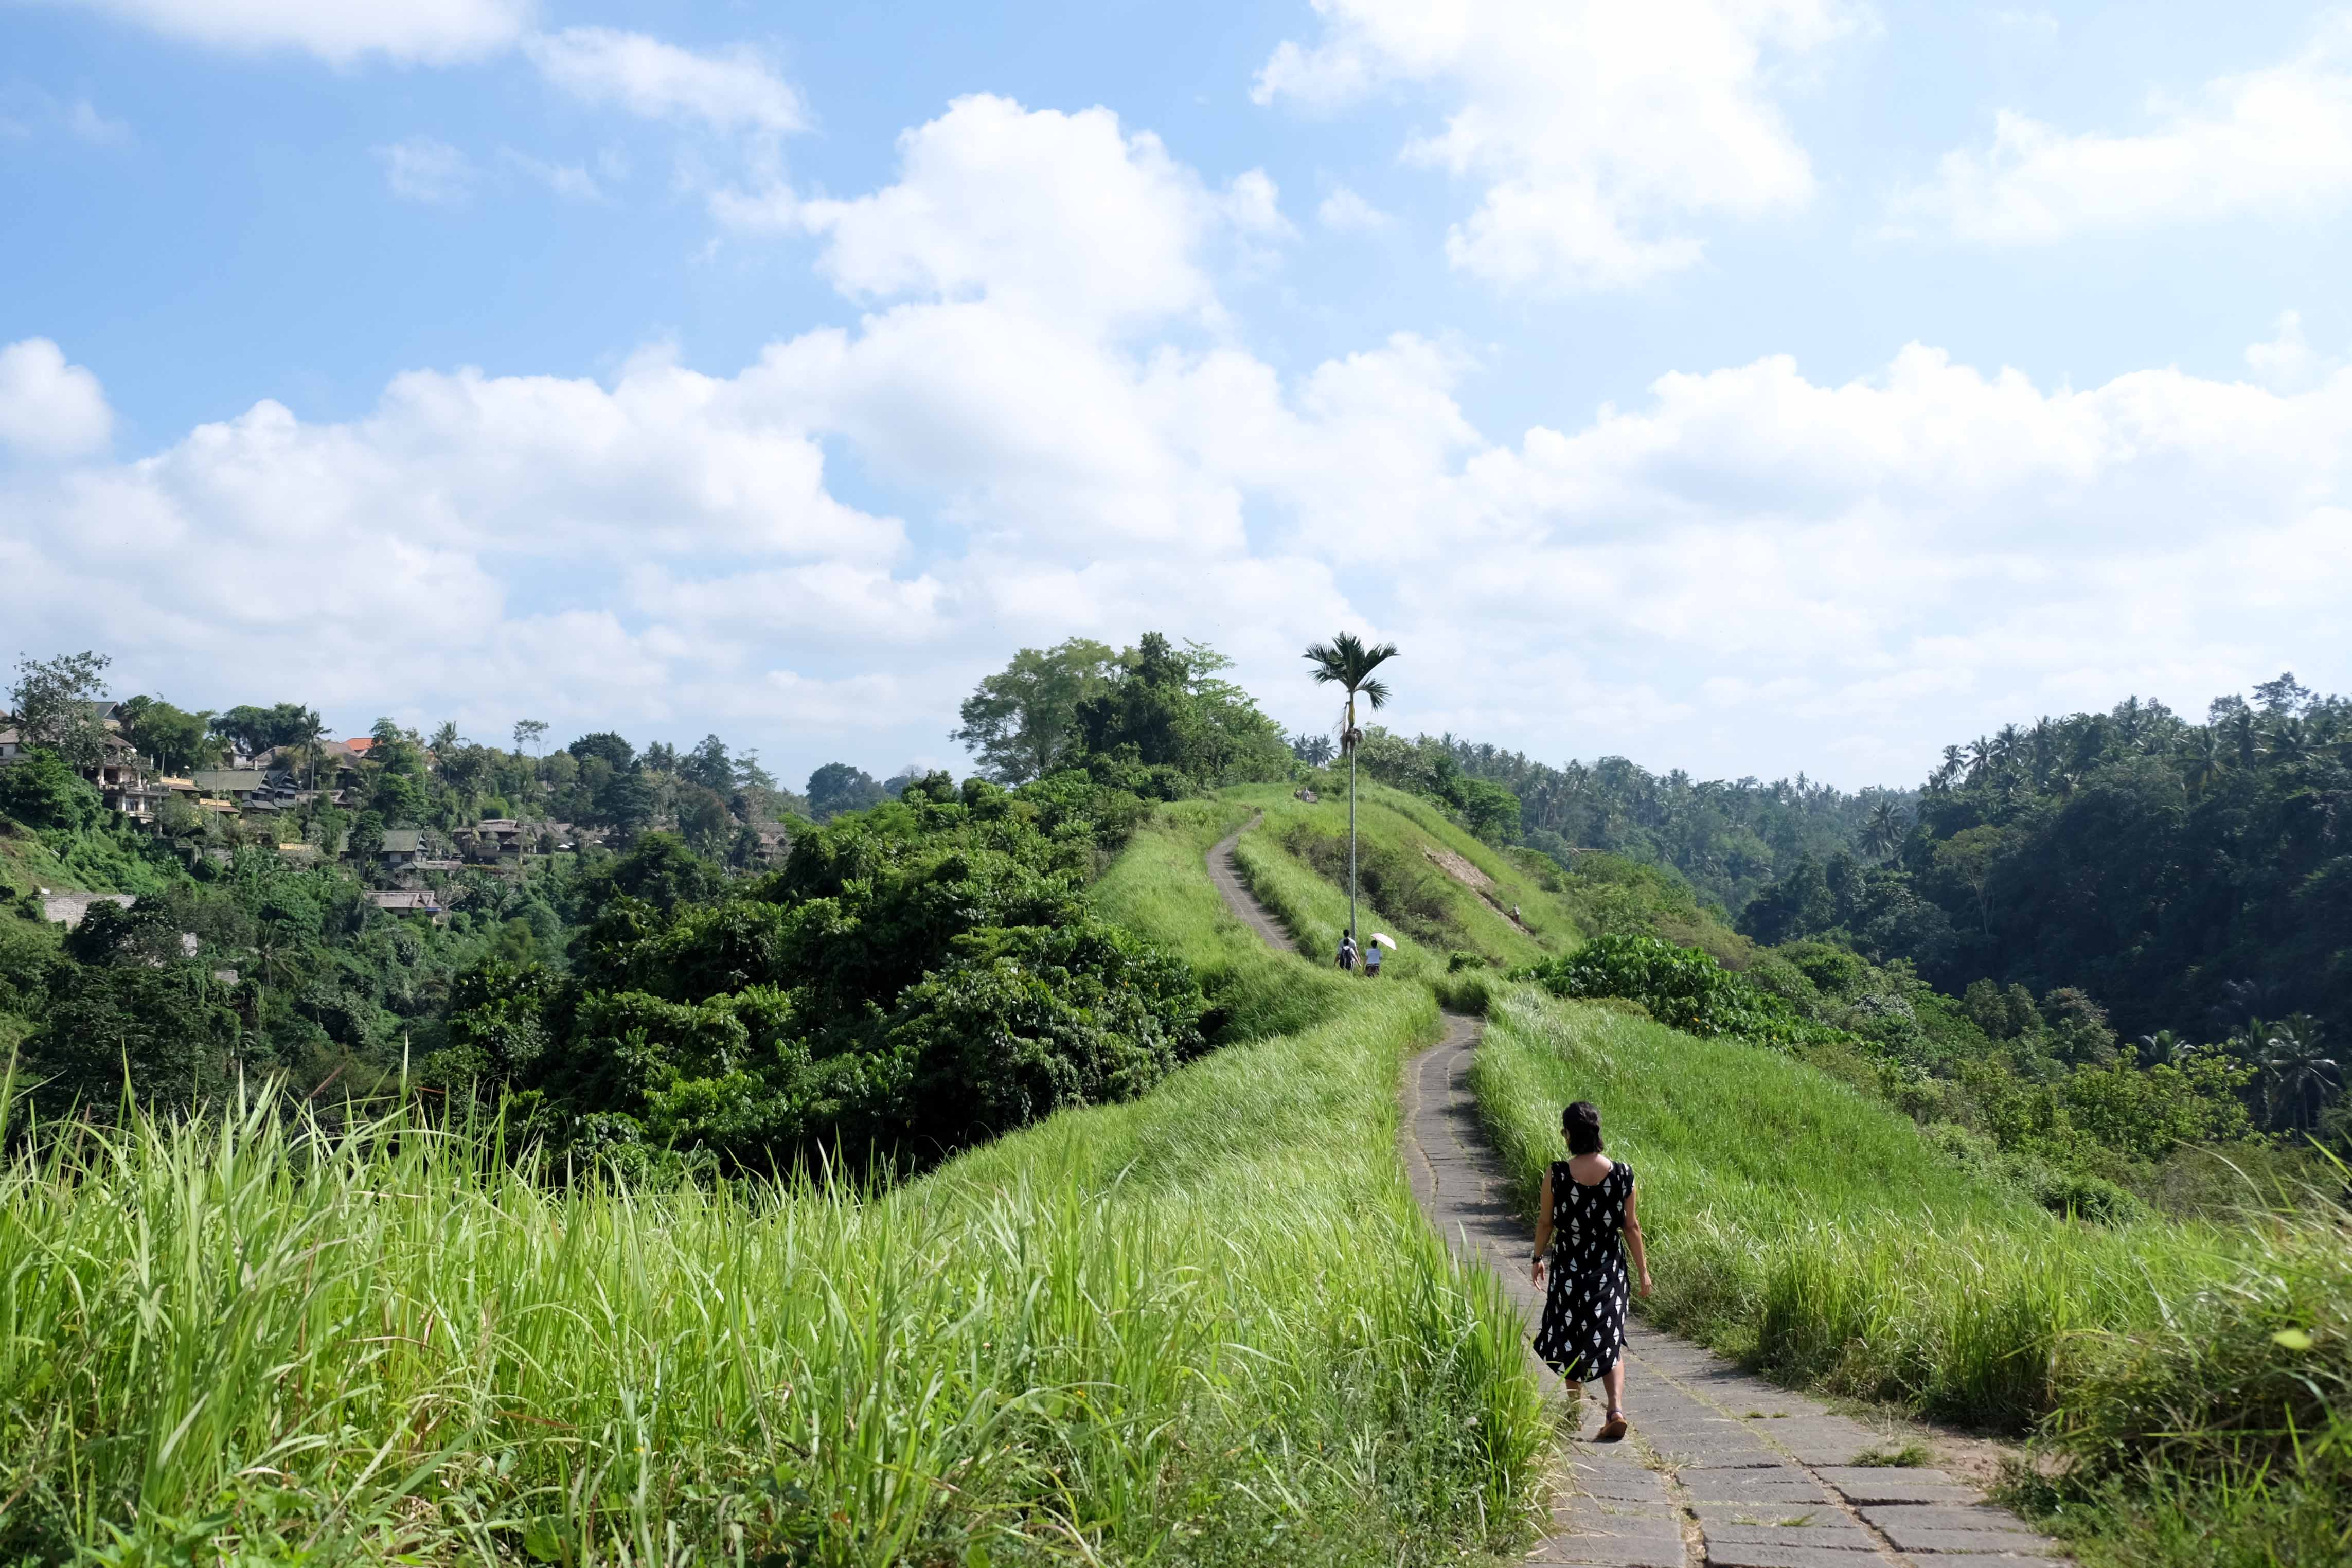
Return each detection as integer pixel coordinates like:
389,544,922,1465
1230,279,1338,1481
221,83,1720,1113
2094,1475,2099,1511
1530,1100,1650,1443
1363,941,1382,978
1336,934,1356,971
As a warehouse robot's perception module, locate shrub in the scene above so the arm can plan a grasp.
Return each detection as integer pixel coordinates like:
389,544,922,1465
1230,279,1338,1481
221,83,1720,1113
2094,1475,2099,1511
0,747,103,832
1509,934,1847,1049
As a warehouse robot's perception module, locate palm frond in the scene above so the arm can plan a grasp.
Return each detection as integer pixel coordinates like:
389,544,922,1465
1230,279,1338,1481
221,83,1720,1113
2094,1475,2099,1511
1303,631,1400,692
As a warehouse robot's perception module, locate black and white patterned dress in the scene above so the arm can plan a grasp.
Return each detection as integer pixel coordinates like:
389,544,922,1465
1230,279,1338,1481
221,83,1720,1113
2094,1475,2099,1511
1532,1159,1633,1380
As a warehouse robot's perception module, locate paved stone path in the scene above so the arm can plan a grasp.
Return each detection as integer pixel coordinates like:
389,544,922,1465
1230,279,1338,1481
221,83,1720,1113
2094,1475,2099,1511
1208,816,1298,955
1201,828,2067,1567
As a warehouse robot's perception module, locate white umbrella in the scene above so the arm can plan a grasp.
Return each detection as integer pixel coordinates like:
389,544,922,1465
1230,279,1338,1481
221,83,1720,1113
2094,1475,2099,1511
1367,932,1396,950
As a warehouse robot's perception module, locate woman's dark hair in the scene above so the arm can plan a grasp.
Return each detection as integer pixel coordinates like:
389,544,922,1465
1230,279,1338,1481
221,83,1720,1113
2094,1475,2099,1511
1562,1101,1604,1156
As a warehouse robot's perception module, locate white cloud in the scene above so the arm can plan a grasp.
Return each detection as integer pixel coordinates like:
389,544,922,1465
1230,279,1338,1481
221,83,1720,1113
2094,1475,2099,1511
0,84,132,144
794,95,1240,330
1255,0,1850,289
1317,186,1394,231
501,147,604,201
64,99,130,144
68,0,533,65
0,338,113,459
523,27,806,136
2246,310,2337,391
376,137,475,205
1894,17,2352,242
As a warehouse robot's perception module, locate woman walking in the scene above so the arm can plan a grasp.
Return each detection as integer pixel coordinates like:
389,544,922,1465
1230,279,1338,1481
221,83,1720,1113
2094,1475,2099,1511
1530,1100,1650,1441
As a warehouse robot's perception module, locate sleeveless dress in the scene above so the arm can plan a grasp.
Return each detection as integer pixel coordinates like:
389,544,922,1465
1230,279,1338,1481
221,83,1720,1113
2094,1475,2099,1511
1532,1159,1634,1379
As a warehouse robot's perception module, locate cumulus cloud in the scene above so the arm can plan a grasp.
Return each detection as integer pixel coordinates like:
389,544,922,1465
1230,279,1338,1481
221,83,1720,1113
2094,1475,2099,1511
1317,187,1394,231
1893,16,2352,242
522,27,807,136
2245,310,2337,391
66,0,533,65
795,95,1254,330
0,338,114,458
1256,0,1850,289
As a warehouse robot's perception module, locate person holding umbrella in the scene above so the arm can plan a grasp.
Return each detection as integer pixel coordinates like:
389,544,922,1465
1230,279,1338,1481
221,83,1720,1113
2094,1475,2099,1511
1364,932,1391,978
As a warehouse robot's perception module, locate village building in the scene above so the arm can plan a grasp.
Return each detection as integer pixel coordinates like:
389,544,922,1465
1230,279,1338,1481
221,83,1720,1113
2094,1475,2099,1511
0,706,170,822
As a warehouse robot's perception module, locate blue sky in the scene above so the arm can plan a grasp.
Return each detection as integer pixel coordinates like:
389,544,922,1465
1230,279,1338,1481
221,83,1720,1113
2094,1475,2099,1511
6,0,2351,789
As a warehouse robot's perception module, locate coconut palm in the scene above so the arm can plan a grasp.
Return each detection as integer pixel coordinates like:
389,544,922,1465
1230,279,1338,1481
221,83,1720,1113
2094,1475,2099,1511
1860,797,1908,861
1304,631,1399,947
2259,1018,2340,1132
288,706,327,794
2181,727,2224,794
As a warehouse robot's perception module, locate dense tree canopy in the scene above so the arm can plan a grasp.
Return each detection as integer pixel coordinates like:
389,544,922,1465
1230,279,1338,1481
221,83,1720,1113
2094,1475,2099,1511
434,777,1209,1172
1734,678,2350,1145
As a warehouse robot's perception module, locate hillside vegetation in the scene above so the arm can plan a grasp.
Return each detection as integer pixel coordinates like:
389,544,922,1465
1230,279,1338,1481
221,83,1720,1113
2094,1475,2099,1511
0,800,1547,1567
1474,987,2350,1567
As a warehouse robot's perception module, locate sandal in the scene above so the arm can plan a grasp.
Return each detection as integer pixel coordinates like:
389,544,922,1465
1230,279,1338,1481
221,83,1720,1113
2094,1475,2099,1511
1597,1409,1628,1442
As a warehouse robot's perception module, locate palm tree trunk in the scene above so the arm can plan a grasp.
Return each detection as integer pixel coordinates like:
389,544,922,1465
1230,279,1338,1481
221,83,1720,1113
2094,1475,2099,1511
1347,693,1359,947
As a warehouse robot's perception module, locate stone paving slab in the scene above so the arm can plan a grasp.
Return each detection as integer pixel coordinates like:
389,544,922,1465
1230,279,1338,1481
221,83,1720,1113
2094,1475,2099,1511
1702,1542,1893,1567
1873,1525,2066,1556
1530,1537,1690,1567
1704,1522,1879,1551
1860,1507,2039,1535
1200,848,2070,1567
1689,1503,1846,1525
1680,1472,1832,1503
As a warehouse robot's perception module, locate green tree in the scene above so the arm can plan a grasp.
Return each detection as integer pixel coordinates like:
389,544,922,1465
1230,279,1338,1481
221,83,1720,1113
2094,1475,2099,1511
8,650,114,771
680,734,734,793
1303,631,1398,945
117,696,216,773
1934,825,2008,937
1861,798,1908,861
0,746,103,830
568,732,636,772
952,637,1122,783
2258,1018,2340,1132
1458,778,1521,844
286,706,327,791
807,762,886,822
213,702,316,759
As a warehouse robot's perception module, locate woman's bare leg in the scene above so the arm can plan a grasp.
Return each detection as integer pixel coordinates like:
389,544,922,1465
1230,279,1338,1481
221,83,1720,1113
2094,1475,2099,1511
1600,1363,1626,1416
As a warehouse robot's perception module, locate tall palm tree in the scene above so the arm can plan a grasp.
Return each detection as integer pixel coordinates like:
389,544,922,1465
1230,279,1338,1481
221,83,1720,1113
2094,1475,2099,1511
289,706,327,795
2259,1019,2340,1132
1304,632,1399,947
1861,798,1908,861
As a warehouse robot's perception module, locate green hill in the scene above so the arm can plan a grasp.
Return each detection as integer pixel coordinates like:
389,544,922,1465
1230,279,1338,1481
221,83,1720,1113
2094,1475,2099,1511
0,794,1549,1566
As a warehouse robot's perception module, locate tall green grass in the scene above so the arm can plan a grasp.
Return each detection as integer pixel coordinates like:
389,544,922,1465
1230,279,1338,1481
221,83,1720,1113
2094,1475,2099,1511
0,817,1547,1566
1474,985,2352,1564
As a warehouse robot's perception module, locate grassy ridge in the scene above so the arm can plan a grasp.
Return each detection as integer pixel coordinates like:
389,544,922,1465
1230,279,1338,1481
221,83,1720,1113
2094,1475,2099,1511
1213,783,1573,988
1474,985,2351,1564
0,806,1547,1566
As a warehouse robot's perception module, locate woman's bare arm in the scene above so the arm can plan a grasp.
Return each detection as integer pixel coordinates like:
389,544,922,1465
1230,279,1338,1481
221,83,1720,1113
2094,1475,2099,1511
1623,1181,1652,1296
1531,1168,1554,1284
